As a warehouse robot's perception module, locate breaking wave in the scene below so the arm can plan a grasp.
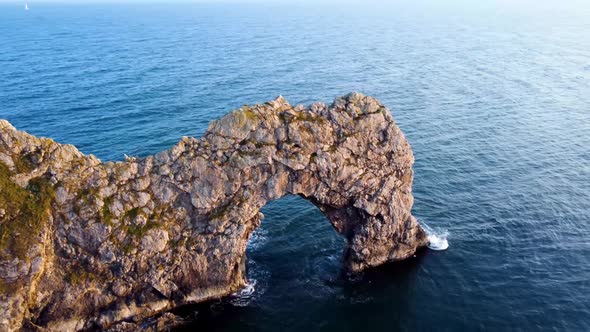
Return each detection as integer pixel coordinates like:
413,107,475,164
230,279,257,307
420,220,449,251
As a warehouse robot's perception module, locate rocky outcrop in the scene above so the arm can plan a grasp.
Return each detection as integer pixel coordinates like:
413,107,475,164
0,93,427,331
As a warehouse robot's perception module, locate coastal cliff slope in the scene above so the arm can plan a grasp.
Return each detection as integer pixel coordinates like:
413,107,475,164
0,93,427,331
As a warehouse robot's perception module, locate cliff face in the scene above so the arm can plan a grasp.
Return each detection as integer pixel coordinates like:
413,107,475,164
0,93,427,331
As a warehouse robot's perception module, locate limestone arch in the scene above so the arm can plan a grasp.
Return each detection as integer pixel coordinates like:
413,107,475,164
0,93,427,330
181,92,427,287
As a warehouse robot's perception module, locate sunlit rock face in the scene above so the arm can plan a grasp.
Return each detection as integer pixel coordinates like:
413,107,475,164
0,93,426,331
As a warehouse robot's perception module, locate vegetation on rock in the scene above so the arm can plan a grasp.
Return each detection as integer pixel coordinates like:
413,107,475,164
0,162,54,260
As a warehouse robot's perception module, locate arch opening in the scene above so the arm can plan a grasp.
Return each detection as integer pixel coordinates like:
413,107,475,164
237,195,346,306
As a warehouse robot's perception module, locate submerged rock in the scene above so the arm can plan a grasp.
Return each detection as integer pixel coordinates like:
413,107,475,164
0,93,427,331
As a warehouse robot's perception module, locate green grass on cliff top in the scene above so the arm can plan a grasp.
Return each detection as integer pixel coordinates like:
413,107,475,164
0,161,55,261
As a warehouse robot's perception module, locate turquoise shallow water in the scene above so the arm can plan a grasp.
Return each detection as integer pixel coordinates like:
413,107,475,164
1,2,590,331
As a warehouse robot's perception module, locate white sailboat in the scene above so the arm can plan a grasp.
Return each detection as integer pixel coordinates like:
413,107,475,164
25,3,29,10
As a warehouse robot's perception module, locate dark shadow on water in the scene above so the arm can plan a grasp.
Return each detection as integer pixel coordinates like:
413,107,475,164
172,196,429,331
172,254,429,332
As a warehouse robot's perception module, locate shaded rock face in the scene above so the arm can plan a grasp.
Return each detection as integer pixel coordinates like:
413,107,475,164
0,93,427,331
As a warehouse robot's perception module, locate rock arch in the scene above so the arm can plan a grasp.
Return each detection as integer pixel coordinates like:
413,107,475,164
0,93,427,331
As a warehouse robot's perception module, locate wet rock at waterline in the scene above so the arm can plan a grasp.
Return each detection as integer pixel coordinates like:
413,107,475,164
0,93,427,331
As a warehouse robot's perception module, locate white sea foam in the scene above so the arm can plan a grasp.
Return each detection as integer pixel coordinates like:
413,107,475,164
247,228,268,251
420,220,449,251
230,279,257,307
427,232,449,251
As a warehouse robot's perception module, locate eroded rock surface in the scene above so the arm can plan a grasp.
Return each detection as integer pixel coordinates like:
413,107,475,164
0,93,427,331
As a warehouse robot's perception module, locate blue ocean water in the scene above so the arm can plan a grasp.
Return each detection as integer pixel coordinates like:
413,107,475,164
1,2,590,330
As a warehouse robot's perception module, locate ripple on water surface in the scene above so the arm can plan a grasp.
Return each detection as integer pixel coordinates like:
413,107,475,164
1,2,590,330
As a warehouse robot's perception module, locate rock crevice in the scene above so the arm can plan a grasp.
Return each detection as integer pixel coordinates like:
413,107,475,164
0,93,427,331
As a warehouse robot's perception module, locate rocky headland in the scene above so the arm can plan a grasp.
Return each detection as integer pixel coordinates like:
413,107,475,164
0,93,427,331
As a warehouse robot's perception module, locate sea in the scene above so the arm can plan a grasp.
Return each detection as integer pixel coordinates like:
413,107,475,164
1,1,589,331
